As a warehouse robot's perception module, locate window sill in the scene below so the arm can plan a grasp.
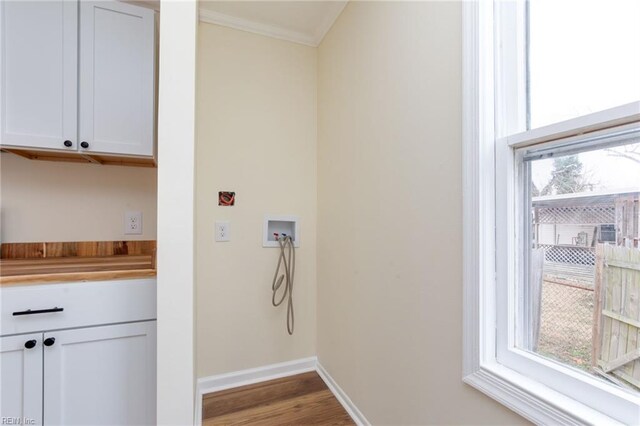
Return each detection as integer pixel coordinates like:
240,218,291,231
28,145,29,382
463,362,624,425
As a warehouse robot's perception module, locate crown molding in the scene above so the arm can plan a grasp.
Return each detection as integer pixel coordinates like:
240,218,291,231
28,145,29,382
198,2,347,47
199,8,317,47
311,1,347,46
121,1,160,12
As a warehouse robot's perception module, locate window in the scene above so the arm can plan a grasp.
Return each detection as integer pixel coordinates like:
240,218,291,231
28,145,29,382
528,0,640,129
463,1,640,423
600,225,616,243
518,135,640,391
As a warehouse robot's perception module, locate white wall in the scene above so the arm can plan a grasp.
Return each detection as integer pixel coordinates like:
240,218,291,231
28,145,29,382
156,1,197,424
538,223,596,245
317,2,527,424
0,153,156,242
196,23,317,377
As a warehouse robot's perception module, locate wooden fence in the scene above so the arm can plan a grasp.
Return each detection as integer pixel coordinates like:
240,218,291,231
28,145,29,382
615,197,639,248
592,244,640,390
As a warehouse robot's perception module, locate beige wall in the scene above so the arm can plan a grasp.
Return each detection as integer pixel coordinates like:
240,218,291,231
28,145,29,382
317,2,526,424
196,23,317,377
0,153,157,242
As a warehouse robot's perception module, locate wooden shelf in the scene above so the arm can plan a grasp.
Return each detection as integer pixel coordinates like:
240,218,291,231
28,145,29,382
0,241,156,285
0,255,156,285
1,255,153,276
0,269,156,286
1,148,156,168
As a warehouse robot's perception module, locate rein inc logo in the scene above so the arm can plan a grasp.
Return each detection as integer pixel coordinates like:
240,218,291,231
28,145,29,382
1,418,35,425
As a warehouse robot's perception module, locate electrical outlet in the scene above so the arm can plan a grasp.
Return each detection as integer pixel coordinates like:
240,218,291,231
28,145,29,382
124,211,143,235
215,221,230,242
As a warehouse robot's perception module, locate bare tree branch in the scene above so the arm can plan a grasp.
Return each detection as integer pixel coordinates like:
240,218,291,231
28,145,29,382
605,147,640,165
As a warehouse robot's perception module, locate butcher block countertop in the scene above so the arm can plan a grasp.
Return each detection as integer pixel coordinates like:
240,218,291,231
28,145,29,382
0,241,156,285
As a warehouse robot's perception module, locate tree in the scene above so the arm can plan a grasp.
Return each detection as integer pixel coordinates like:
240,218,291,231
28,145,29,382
531,182,541,197
540,155,592,195
606,144,640,165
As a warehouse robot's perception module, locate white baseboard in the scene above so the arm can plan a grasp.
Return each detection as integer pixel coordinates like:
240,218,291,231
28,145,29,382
197,356,318,395
194,356,369,426
195,356,318,425
316,362,370,426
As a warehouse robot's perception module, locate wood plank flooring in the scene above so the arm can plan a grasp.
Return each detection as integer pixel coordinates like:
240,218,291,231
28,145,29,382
202,371,355,425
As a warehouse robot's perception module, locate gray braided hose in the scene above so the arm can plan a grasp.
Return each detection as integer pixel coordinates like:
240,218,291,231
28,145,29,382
272,235,295,335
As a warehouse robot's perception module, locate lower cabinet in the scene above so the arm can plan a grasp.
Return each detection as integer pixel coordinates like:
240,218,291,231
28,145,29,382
0,321,156,425
0,333,43,423
44,321,156,425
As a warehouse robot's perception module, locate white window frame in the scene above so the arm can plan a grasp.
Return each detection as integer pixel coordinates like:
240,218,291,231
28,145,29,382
462,1,640,424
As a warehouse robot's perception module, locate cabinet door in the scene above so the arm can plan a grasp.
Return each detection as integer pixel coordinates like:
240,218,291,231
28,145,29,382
0,1,78,150
0,333,43,425
44,321,156,425
79,1,155,157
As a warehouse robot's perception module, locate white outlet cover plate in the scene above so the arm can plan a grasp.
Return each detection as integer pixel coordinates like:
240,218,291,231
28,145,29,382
124,211,143,235
215,221,230,242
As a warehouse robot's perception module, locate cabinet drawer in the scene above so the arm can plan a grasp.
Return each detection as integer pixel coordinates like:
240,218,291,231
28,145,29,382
0,279,156,336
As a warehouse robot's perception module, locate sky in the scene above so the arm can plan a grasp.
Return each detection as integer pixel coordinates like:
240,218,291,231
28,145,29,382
528,0,640,192
531,142,640,194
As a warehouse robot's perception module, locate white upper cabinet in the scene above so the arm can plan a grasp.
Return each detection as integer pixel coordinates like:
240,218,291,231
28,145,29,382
0,1,78,151
0,0,155,158
79,1,155,156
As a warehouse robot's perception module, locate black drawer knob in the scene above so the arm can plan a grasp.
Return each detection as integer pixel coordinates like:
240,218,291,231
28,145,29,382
80,141,89,149
64,140,73,147
43,337,56,347
24,340,36,349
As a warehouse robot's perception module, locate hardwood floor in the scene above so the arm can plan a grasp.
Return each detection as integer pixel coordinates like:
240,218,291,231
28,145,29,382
202,371,355,425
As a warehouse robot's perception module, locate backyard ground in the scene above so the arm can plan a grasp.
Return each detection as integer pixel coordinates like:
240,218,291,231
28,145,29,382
537,280,594,371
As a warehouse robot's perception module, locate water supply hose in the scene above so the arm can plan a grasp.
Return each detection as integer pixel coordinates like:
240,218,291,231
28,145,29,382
271,235,295,335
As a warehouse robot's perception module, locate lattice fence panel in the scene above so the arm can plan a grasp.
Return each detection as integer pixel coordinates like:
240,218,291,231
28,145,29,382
535,204,615,225
538,244,596,265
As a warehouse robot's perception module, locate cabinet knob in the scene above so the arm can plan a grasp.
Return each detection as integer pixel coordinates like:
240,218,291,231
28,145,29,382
80,141,89,149
24,340,37,349
43,337,56,347
64,140,73,147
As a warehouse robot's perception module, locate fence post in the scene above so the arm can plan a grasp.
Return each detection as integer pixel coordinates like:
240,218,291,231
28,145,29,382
529,248,544,351
591,243,604,368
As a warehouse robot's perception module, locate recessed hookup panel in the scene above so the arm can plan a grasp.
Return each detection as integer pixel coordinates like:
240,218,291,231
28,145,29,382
263,215,299,248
